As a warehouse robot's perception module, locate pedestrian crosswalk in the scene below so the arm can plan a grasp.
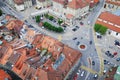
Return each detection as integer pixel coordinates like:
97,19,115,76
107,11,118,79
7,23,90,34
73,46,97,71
80,65,98,74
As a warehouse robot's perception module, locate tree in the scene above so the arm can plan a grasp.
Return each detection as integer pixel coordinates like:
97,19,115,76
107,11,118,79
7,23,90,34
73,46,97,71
35,15,41,23
58,19,63,25
44,13,49,18
94,24,108,35
49,16,54,21
94,24,101,32
0,9,2,16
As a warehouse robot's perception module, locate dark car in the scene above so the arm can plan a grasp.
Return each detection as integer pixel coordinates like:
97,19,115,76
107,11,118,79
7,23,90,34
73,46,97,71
72,28,77,31
104,60,109,65
76,41,80,45
105,51,114,58
89,41,92,45
116,57,120,61
80,22,83,25
97,35,102,39
114,40,119,45
92,61,95,65
75,26,79,29
73,37,77,40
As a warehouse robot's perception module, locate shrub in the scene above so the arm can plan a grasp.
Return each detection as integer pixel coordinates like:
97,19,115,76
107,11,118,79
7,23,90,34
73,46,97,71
43,22,64,33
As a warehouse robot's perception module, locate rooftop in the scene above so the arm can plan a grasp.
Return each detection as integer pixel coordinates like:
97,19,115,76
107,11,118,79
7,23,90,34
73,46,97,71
96,11,120,32
0,16,82,80
14,0,24,5
0,69,12,80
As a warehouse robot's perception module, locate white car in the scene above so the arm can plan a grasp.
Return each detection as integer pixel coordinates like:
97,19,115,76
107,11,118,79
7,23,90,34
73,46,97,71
87,21,90,25
80,71,85,76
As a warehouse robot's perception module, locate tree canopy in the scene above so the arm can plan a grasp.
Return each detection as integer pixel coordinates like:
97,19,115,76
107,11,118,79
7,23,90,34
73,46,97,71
94,24,108,35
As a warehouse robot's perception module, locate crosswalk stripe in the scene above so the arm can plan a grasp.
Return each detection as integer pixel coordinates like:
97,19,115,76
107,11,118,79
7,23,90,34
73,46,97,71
80,65,97,74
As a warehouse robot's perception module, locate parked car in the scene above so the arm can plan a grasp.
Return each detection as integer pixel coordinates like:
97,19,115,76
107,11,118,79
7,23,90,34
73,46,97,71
80,22,83,25
116,57,120,61
105,51,114,58
103,69,107,74
73,74,78,80
104,60,109,65
73,37,77,40
72,28,77,31
113,52,118,56
75,26,79,29
76,41,80,45
114,40,119,45
80,71,85,76
89,41,92,45
93,73,98,79
87,21,90,25
92,61,95,65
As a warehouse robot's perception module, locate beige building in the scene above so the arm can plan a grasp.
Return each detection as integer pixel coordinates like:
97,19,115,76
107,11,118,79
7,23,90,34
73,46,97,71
104,0,120,11
36,0,52,9
52,0,90,25
14,0,32,11
6,0,15,7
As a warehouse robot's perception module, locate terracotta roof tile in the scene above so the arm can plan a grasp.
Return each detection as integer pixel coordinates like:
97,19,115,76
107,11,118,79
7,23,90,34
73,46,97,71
6,20,24,31
14,0,24,5
66,14,73,19
0,69,12,80
68,0,90,9
53,0,65,5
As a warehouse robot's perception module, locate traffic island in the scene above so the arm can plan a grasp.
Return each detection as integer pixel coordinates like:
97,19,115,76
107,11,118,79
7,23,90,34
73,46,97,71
78,44,87,51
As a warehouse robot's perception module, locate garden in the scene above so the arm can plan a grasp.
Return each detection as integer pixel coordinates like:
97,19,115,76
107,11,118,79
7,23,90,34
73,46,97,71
35,13,64,33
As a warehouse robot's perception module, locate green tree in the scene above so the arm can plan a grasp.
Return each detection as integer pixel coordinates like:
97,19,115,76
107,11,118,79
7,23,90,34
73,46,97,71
44,13,49,18
43,22,64,33
35,15,41,23
58,19,63,25
94,24,101,32
0,9,2,16
94,24,108,35
49,16,54,21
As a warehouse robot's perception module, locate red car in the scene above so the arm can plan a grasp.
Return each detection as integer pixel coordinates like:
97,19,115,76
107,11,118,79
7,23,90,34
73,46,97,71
113,52,118,56
73,74,78,80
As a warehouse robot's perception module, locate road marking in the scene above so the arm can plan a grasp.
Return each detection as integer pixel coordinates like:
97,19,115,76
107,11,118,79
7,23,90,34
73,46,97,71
93,32,104,76
58,35,62,41
80,65,98,74
87,57,91,65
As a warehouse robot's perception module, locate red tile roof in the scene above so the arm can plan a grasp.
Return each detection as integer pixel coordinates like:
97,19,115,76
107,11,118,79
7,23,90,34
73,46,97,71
96,12,120,32
0,69,12,80
68,0,90,9
14,0,24,5
66,14,73,19
53,0,65,5
6,20,24,32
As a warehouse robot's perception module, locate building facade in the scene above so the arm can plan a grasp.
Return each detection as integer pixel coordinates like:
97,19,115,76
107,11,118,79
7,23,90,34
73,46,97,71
104,0,120,11
52,0,90,25
96,12,120,39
